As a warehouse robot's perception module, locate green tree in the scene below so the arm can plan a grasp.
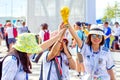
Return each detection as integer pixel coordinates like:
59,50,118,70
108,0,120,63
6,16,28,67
102,2,120,22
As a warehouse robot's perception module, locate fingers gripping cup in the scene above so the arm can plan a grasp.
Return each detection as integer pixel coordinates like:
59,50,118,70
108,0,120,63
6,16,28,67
60,6,70,25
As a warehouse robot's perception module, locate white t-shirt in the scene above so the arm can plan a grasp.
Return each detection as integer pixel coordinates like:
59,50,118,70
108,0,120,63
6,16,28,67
80,44,115,80
6,27,14,38
112,26,120,36
1,56,28,80
42,51,70,80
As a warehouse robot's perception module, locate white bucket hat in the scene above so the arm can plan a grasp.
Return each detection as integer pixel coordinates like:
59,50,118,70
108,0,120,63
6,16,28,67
89,24,104,36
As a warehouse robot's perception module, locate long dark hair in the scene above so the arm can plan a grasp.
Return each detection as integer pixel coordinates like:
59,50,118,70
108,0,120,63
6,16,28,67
9,48,32,73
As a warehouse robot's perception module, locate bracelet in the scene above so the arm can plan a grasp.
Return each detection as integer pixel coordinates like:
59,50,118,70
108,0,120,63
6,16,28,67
67,56,72,60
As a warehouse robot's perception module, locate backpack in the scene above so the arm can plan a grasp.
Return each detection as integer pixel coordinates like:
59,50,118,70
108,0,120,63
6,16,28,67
43,30,50,41
13,27,18,38
0,55,19,80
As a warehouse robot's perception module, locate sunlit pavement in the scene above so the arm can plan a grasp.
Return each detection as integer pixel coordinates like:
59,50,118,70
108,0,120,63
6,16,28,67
0,40,120,80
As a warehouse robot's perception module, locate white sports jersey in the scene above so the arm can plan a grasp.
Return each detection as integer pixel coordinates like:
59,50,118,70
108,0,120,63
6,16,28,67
6,27,14,38
80,44,115,80
41,51,70,80
1,56,28,80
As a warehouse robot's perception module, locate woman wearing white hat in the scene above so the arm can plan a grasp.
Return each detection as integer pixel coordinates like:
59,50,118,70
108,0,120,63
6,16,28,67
67,24,115,80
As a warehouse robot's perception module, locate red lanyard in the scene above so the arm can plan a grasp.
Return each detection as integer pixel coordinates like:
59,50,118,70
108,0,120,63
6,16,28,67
55,57,62,75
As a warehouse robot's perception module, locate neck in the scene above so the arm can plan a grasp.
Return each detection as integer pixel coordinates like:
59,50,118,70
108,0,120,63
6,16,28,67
91,44,100,52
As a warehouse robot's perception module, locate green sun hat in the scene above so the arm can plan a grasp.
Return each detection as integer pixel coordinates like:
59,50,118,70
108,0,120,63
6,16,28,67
13,33,42,54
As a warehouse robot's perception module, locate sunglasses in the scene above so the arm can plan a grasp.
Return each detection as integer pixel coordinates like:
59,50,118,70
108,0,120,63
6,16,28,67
91,34,102,39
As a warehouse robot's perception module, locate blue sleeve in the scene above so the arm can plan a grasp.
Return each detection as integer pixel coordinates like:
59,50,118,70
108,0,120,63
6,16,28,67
1,56,18,80
104,27,111,36
76,31,82,40
108,27,111,34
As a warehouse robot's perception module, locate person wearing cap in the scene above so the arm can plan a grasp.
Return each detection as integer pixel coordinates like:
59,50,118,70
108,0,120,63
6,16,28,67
40,38,76,80
67,23,115,80
72,21,85,76
39,33,76,80
1,27,66,80
39,23,76,80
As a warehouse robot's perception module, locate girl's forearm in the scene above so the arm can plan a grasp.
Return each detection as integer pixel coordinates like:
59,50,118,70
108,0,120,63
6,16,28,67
39,35,59,52
68,25,83,48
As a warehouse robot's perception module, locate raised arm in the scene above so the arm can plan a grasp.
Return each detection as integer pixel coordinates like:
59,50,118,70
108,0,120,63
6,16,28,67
47,39,62,61
47,23,67,61
67,24,83,48
62,40,76,69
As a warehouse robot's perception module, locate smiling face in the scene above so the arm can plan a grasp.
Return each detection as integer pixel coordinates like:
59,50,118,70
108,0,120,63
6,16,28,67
91,34,103,45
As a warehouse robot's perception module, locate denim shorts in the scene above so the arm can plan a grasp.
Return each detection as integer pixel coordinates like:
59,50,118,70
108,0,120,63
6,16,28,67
8,38,16,44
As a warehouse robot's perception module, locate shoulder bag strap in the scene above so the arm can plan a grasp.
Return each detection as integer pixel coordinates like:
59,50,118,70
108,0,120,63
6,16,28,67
47,61,52,80
40,60,52,80
39,62,43,80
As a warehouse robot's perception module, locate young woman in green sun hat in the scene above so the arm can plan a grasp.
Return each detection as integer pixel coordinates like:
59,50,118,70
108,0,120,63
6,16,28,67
1,26,66,80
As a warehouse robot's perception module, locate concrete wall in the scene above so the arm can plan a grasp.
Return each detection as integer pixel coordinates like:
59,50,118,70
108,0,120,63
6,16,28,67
27,0,96,33
85,0,96,24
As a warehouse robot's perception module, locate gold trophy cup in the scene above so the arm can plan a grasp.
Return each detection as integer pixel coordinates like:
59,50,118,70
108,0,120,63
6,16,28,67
60,6,70,24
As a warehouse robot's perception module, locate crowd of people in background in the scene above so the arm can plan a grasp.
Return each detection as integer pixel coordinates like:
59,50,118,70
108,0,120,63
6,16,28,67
0,21,120,52
0,20,120,80
0,21,30,52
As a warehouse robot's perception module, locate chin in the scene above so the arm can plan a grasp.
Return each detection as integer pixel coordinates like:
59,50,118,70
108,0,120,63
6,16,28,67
93,42,100,45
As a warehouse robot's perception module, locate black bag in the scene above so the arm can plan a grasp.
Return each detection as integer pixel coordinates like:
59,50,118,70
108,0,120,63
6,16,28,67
0,54,19,80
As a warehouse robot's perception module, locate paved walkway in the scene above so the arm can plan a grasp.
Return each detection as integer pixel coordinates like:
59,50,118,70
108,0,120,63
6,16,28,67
0,40,120,80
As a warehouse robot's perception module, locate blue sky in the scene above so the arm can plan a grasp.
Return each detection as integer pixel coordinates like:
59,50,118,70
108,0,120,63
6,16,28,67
0,0,120,19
